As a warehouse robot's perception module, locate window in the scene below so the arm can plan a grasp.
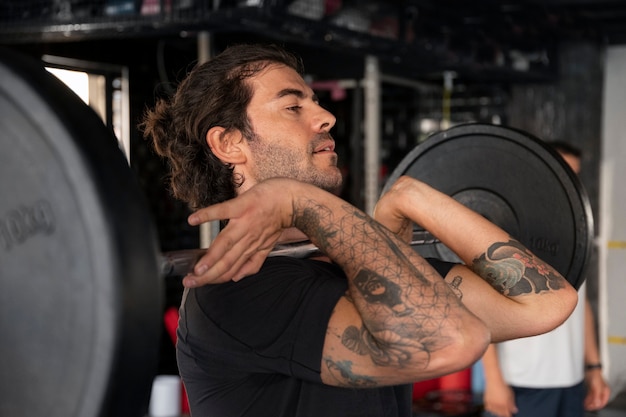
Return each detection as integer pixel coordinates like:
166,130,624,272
44,55,130,162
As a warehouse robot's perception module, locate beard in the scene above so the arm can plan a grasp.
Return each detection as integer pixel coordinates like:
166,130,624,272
246,132,343,192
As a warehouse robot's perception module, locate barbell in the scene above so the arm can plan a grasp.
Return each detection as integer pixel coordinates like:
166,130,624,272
384,122,593,291
163,124,594,292
0,47,593,417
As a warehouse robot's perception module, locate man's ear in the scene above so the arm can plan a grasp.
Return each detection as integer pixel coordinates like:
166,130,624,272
206,126,247,165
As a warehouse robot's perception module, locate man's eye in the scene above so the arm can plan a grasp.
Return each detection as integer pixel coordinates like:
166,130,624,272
287,106,302,112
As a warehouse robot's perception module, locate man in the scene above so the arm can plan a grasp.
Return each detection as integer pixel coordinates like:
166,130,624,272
141,43,577,417
480,142,611,417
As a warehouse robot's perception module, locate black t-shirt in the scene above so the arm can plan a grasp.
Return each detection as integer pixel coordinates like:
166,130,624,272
177,256,454,417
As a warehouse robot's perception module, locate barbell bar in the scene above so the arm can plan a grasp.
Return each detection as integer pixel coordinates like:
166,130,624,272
160,230,440,277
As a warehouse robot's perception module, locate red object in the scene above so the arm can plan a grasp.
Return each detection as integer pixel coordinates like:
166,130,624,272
412,378,440,399
163,306,190,414
439,368,471,391
412,368,472,400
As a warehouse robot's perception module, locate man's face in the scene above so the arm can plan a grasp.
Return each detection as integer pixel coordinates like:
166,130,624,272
243,64,342,192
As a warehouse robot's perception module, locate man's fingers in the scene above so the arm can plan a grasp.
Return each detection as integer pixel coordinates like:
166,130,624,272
183,231,278,287
188,203,229,226
232,251,271,281
182,253,239,287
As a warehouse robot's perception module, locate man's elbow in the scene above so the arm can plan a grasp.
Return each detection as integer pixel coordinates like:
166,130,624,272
529,283,579,337
425,316,491,380
457,318,491,369
553,283,579,328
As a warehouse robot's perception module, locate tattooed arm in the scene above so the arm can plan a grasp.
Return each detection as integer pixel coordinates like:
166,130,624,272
186,177,490,387
374,175,578,342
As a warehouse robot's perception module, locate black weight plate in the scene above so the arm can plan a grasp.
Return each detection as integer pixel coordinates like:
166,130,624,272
0,48,163,417
382,123,593,290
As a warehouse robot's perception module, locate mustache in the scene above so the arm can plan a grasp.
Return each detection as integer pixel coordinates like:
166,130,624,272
311,132,334,149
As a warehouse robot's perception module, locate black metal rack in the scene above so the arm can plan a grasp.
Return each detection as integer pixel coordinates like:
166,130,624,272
0,0,567,83
2,0,626,83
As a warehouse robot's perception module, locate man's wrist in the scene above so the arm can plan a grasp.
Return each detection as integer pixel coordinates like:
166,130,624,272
585,363,602,371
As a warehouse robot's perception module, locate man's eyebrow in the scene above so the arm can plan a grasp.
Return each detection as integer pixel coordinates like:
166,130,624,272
275,88,319,102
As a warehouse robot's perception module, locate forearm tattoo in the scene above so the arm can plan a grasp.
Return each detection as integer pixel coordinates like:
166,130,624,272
294,199,463,386
472,239,566,296
448,276,463,300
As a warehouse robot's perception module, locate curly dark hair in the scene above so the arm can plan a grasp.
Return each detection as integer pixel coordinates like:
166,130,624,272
140,43,303,210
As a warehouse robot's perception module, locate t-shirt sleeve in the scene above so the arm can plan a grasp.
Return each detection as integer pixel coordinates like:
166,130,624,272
188,257,347,383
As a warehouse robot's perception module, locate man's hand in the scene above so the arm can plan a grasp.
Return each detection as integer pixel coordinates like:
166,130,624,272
483,380,518,417
183,178,297,287
373,176,415,243
584,369,611,411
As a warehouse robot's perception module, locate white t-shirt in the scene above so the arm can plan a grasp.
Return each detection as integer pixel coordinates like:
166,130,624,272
496,282,587,388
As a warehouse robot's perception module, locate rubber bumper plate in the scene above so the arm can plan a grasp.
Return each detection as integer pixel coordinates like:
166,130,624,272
0,48,163,417
382,123,594,290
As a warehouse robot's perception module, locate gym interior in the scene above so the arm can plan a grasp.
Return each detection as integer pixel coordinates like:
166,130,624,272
1,1,625,416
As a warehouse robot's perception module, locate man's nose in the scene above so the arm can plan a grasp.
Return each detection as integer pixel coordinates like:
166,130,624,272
313,106,336,132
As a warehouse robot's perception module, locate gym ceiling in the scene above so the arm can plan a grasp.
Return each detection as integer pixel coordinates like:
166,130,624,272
1,0,626,84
